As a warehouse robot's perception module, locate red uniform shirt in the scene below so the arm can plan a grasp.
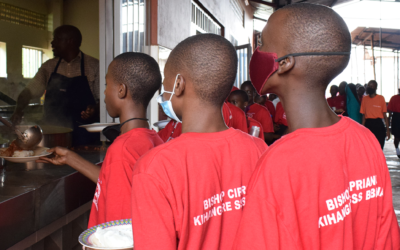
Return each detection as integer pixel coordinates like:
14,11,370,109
274,102,288,126
227,102,249,133
88,128,163,228
158,120,182,142
248,116,264,140
388,94,400,113
327,95,346,110
246,103,274,133
234,117,400,249
264,100,276,119
131,129,268,250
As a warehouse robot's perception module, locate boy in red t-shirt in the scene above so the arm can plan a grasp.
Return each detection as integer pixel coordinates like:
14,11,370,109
131,34,268,250
234,3,400,250
255,94,276,119
38,52,164,228
241,81,275,144
228,89,265,140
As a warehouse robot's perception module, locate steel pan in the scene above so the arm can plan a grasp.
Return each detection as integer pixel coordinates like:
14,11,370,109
17,125,73,148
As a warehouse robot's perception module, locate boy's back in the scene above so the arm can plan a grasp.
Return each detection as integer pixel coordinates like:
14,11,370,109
132,128,267,249
89,128,163,228
234,117,400,249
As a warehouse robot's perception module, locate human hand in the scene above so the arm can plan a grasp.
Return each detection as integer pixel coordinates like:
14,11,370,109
387,130,391,141
81,105,96,120
36,147,71,165
10,111,23,125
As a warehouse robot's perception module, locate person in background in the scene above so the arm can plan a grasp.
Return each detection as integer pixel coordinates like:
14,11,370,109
38,52,164,228
269,93,280,108
11,25,100,146
345,83,362,123
360,80,390,149
229,90,265,140
388,88,400,158
255,94,276,119
234,3,399,249
131,34,268,250
241,81,275,144
327,85,338,109
157,101,246,142
356,83,365,103
274,101,288,136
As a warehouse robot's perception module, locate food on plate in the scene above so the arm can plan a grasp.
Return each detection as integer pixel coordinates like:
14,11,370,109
0,140,35,157
90,225,133,248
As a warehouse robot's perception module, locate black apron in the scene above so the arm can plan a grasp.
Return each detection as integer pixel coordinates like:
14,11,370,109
43,53,98,146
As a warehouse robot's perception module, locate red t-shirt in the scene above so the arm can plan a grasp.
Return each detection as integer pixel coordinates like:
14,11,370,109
264,100,276,119
131,128,268,250
227,102,249,133
246,103,274,133
274,102,288,126
327,95,346,110
157,103,233,142
233,117,400,249
388,95,400,113
248,116,264,140
88,128,164,228
158,120,182,142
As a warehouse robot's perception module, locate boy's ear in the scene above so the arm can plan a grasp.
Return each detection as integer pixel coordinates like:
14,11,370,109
277,56,295,75
118,83,128,99
174,74,186,97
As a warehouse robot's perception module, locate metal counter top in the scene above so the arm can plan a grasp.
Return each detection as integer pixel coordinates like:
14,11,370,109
0,150,105,249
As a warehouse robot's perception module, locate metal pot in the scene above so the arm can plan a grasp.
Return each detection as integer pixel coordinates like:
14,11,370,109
17,125,73,148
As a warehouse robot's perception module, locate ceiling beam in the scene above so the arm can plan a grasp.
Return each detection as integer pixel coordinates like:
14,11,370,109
249,0,277,8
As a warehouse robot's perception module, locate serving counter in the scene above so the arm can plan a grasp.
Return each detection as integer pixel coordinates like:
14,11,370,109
0,150,105,250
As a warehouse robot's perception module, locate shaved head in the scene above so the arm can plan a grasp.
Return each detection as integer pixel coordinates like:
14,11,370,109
168,34,237,106
110,52,161,107
267,3,351,87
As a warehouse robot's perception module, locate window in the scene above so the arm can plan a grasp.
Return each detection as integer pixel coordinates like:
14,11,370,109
191,1,222,35
0,42,6,78
22,47,43,78
121,0,146,53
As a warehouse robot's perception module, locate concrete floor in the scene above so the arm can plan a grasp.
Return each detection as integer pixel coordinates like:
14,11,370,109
383,139,400,223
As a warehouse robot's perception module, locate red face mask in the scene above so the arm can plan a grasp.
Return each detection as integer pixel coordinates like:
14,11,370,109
249,47,351,95
249,48,279,95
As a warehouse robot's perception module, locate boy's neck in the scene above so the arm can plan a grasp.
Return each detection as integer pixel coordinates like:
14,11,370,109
369,93,377,98
280,88,340,133
181,99,228,134
119,107,149,134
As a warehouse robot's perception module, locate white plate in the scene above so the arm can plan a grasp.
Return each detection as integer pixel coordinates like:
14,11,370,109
153,120,169,130
79,123,119,133
0,147,52,163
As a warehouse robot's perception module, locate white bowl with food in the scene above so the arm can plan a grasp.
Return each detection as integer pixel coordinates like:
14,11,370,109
0,140,51,163
79,219,133,250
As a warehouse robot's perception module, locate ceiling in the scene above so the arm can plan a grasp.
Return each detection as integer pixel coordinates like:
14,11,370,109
351,27,400,51
249,0,356,20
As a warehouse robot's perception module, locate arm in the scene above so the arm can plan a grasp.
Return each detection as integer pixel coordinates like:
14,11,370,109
384,112,390,140
37,147,100,183
10,88,32,125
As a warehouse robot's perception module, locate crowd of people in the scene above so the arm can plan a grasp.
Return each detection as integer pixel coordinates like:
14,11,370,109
36,3,400,250
327,80,400,154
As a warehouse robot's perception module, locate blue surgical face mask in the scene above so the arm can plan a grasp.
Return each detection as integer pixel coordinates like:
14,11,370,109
158,74,181,123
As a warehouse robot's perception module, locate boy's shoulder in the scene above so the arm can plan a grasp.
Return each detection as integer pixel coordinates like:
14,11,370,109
134,129,267,174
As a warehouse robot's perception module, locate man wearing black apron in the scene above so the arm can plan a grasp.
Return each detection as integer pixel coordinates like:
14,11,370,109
11,25,100,146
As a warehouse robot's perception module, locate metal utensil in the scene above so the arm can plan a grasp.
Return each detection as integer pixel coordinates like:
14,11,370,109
0,117,43,149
